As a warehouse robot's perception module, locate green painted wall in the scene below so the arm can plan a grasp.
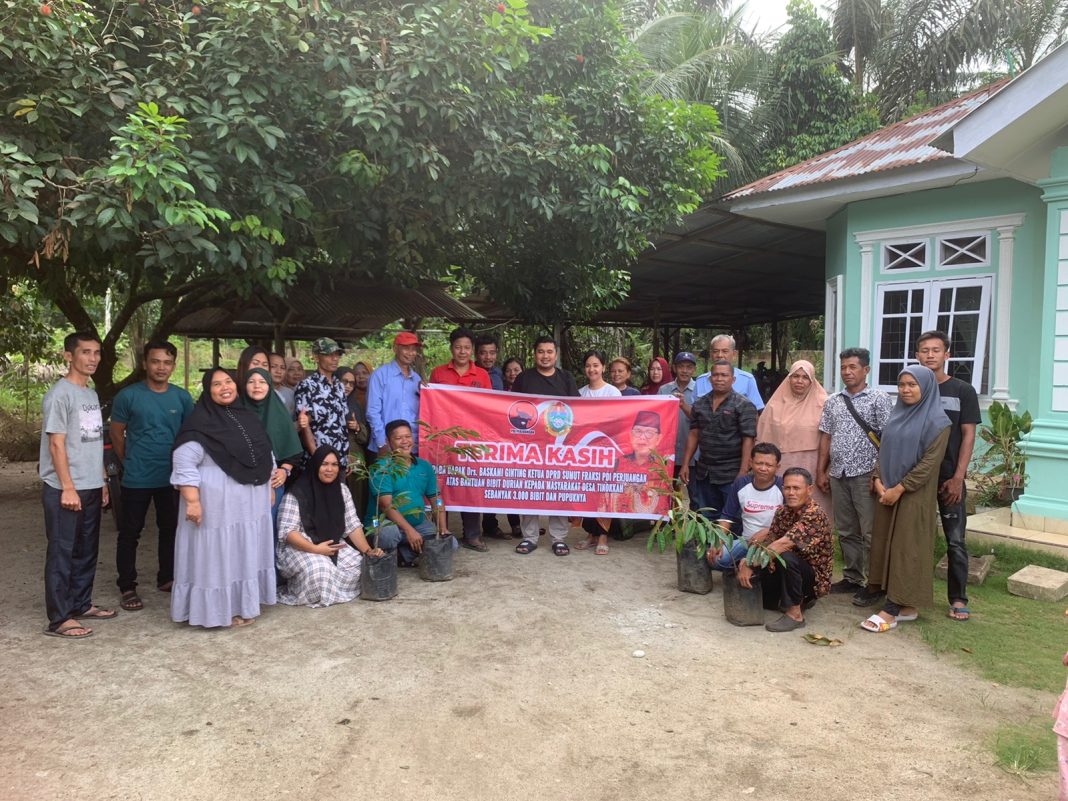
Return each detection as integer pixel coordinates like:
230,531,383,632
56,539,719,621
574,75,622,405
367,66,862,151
830,177,1047,411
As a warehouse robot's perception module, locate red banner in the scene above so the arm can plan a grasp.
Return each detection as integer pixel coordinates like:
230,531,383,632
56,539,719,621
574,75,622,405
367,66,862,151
420,385,678,519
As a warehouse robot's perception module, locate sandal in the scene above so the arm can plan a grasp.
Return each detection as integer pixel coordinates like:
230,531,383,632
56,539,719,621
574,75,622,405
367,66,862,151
574,538,595,551
74,606,117,620
595,543,609,556
157,581,173,593
461,539,489,553
120,591,144,612
484,528,511,540
515,539,538,555
948,605,970,621
552,542,570,557
43,621,94,639
231,616,255,628
860,613,896,633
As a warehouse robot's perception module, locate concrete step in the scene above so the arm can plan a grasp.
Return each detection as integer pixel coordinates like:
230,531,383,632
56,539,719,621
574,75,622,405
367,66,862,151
966,507,1068,557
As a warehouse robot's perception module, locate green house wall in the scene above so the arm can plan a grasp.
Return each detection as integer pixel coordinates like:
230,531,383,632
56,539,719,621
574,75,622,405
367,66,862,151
830,177,1047,411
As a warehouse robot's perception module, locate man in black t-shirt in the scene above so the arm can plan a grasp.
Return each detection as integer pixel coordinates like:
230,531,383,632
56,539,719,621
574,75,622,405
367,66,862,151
511,336,580,557
917,330,981,621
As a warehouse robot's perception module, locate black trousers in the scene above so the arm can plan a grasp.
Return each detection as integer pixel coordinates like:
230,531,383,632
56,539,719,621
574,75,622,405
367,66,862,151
759,551,816,610
482,512,520,534
42,484,102,630
116,485,179,592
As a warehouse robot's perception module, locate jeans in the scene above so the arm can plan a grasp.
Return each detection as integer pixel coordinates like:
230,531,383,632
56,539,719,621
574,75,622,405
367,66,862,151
689,477,734,521
758,551,815,610
116,485,179,592
939,487,969,605
375,518,437,563
830,473,875,585
460,511,482,543
708,539,750,571
42,484,102,630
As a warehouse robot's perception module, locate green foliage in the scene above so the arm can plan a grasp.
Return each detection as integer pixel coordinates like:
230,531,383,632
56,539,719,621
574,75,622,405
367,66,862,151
760,0,880,173
1,0,722,402
973,401,1033,502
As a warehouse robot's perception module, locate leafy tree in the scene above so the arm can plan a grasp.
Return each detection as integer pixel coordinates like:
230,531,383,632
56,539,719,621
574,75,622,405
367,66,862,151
831,0,1068,119
760,0,879,172
1,0,721,402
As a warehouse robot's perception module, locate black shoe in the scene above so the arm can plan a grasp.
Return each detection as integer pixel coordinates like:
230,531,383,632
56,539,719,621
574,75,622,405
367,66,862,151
829,578,863,594
852,587,886,607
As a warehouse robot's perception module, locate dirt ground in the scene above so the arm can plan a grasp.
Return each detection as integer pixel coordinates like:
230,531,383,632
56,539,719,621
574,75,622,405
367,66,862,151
0,460,1057,801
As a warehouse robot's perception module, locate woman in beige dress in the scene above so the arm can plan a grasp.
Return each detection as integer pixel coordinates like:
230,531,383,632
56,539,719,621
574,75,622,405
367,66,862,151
756,359,830,518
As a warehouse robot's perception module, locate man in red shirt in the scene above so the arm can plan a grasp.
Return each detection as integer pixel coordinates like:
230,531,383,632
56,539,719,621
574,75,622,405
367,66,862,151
430,327,491,552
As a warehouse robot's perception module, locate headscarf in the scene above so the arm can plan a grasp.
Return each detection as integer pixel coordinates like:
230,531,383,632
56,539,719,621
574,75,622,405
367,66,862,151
640,357,672,395
351,361,371,408
334,367,364,416
878,365,951,488
756,360,828,453
173,369,274,485
240,368,303,465
287,445,348,548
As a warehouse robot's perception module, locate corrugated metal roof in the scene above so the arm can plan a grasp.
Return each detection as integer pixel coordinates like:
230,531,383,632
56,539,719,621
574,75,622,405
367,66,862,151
172,279,480,341
724,79,1011,201
461,208,826,327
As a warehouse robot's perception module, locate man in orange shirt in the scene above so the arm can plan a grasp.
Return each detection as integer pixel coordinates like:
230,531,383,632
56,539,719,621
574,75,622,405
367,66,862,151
430,327,492,552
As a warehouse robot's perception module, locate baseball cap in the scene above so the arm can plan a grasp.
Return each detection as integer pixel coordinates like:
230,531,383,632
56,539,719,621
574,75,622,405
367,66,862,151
673,351,697,364
394,331,423,347
311,337,345,355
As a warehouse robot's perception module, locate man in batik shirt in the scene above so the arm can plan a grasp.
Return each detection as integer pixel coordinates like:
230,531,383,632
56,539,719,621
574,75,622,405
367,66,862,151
736,467,832,634
294,338,354,468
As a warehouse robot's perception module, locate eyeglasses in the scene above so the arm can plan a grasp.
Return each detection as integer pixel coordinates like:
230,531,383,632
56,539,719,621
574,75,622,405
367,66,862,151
631,427,659,440
340,380,355,387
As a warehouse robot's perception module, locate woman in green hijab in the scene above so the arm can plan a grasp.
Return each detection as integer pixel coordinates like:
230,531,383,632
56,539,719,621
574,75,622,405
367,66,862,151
242,367,304,514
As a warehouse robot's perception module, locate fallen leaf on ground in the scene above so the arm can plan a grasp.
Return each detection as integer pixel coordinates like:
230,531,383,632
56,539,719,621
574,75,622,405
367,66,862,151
803,633,844,647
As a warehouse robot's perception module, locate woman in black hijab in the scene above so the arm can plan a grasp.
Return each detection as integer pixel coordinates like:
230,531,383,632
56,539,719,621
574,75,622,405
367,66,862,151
275,445,383,607
170,368,277,629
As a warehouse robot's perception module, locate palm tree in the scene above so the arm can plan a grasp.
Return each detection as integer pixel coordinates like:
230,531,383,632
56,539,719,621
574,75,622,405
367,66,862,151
832,0,1068,119
628,1,778,188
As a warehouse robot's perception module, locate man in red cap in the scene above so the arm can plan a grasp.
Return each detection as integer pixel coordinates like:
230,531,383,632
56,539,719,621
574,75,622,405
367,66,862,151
367,330,424,456
429,327,492,552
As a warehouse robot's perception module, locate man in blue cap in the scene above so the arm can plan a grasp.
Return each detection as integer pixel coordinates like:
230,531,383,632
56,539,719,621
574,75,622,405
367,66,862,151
658,351,698,480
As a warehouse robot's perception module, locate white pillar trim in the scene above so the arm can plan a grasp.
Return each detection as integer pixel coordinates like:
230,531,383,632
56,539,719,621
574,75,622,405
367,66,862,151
859,243,874,350
991,224,1018,403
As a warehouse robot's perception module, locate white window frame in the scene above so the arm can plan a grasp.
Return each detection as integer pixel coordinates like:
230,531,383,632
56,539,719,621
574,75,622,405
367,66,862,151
872,275,993,395
824,275,843,392
880,238,930,273
935,232,991,270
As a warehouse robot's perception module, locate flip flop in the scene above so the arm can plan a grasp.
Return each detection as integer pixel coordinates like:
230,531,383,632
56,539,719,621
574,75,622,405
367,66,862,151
574,539,595,551
947,605,971,621
230,616,255,628
860,614,896,633
515,539,537,555
43,621,94,639
595,543,609,556
461,539,489,552
552,542,570,557
484,529,511,540
74,606,118,620
120,591,144,612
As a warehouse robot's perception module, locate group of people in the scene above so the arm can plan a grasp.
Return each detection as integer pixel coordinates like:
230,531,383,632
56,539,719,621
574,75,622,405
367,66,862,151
38,325,977,639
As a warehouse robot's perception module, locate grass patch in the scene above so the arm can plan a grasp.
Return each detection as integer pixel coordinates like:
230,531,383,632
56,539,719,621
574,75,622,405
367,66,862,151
992,722,1058,775
916,538,1068,694
913,538,1067,776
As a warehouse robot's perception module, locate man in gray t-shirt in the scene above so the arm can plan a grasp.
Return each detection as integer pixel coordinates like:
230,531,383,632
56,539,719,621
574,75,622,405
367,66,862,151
39,332,115,639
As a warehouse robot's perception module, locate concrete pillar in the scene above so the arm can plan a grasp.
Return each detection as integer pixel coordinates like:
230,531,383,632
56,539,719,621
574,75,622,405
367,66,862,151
1016,147,1068,528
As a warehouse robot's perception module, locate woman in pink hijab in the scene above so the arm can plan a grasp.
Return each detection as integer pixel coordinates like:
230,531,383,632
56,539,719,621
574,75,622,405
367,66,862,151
756,359,831,517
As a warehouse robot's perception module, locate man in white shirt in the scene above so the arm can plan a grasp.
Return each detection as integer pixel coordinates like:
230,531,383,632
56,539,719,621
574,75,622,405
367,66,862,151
706,442,783,571
693,333,765,411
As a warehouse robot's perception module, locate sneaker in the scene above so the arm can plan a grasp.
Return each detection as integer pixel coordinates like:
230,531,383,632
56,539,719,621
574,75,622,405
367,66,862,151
852,587,886,607
829,578,863,594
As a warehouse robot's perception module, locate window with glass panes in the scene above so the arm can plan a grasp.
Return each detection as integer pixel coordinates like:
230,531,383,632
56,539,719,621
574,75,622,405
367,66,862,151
873,277,991,394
